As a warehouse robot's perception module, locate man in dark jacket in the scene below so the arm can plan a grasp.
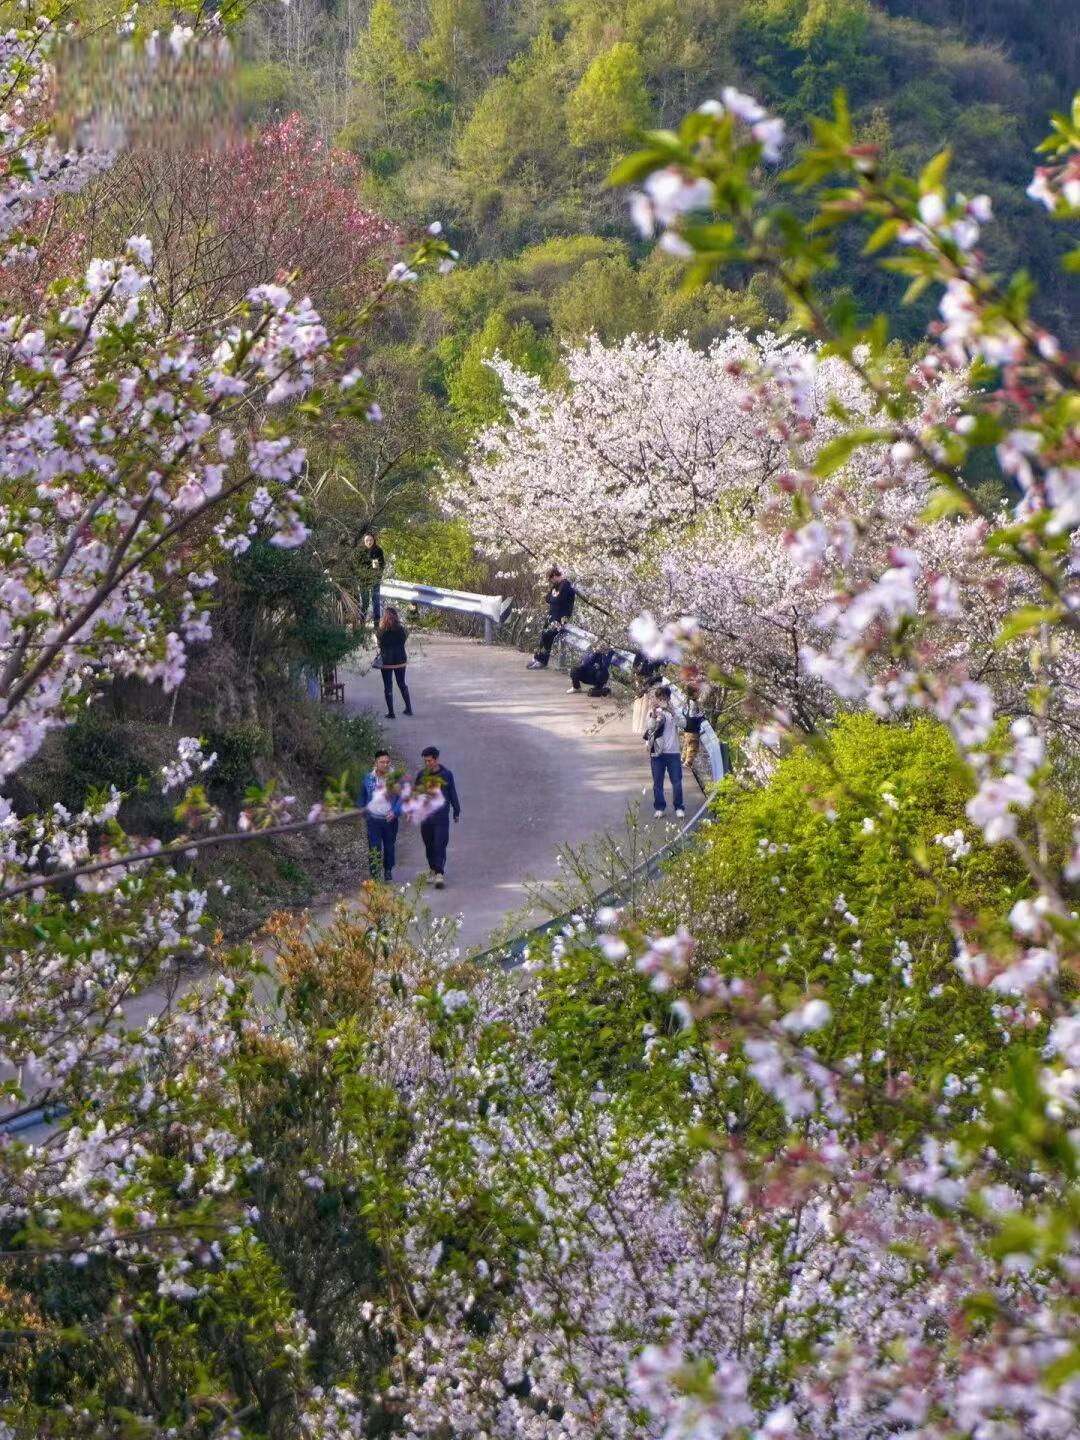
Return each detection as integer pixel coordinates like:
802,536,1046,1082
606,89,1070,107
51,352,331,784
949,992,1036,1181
416,746,461,888
527,566,576,670
568,643,614,696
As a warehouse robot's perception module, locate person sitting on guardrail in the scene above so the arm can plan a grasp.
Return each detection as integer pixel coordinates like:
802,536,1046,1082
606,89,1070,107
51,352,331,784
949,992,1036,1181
376,607,413,718
644,685,685,819
357,525,385,626
416,745,461,889
526,565,576,669
361,749,403,882
567,643,614,697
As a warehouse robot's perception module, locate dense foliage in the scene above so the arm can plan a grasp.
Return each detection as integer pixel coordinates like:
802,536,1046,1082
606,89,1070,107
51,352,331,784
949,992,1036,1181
235,0,1080,572
3,0,1080,1436
248,0,1076,333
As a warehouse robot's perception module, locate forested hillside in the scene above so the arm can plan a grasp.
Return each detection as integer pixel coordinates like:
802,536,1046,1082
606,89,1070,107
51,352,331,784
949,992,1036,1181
235,0,1079,555
245,0,1077,329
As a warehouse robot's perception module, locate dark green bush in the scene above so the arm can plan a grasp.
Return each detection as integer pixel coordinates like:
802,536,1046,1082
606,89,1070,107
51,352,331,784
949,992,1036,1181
648,714,1037,1104
60,718,146,810
274,696,380,789
203,724,269,798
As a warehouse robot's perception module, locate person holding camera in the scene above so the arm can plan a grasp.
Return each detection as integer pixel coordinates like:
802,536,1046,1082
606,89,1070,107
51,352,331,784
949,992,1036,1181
644,686,685,819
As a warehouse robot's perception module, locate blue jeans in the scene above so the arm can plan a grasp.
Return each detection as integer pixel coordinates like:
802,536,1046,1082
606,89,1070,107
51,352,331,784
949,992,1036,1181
361,583,381,624
651,754,683,812
365,814,398,879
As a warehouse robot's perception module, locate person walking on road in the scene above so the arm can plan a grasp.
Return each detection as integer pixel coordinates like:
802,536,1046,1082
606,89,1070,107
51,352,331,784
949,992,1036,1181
357,525,385,626
376,607,412,719
361,749,402,882
644,685,685,819
527,566,576,670
416,745,461,888
568,642,614,696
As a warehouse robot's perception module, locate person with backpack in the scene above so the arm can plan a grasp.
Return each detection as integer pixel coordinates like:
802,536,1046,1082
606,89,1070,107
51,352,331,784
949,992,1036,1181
376,607,412,719
360,749,402,882
527,566,576,670
567,642,614,696
357,525,385,626
644,686,685,818
415,745,461,889
682,696,704,772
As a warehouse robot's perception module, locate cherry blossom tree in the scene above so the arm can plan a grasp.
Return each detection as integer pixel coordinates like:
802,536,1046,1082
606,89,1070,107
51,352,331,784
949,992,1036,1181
0,13,449,1435
451,330,1080,737
67,113,399,330
5,2,1080,1434
576,79,1080,1437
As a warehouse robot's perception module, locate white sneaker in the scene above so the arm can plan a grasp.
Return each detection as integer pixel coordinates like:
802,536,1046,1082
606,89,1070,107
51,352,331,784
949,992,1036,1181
675,808,686,818
566,686,579,694
654,809,666,819
434,874,445,890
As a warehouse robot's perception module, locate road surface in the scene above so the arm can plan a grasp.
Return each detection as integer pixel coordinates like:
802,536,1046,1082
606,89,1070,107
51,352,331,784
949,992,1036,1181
335,633,654,951
2,632,668,1133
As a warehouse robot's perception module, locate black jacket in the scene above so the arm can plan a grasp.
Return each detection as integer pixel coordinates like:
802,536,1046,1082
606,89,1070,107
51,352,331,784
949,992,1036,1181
547,578,576,623
377,625,408,667
357,543,385,577
577,648,613,683
632,651,664,684
415,764,460,821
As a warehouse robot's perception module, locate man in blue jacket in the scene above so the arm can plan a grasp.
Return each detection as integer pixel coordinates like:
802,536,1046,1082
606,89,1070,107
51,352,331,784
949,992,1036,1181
416,745,461,889
361,749,403,882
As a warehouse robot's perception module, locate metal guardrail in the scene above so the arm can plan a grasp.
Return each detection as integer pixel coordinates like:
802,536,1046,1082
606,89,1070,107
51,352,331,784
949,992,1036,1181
557,624,635,673
4,589,732,1132
380,579,512,643
476,704,731,968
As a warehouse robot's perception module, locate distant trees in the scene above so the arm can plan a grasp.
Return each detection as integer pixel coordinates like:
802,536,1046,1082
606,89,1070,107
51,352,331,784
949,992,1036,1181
68,115,397,328
566,41,652,148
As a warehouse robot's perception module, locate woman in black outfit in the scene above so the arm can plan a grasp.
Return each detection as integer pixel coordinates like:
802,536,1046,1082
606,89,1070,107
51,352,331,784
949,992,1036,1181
377,608,412,718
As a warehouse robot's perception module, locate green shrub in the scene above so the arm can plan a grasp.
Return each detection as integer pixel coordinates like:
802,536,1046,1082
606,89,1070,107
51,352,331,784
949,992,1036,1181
235,61,295,119
274,697,380,789
382,517,484,592
650,714,1036,1107
60,717,146,809
203,724,268,798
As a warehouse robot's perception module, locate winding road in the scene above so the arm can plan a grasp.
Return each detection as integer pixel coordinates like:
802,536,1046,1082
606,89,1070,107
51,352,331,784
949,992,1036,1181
336,633,655,950
2,632,665,1133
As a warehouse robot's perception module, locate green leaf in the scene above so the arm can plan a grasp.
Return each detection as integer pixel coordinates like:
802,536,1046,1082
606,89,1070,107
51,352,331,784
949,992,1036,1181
995,606,1063,647
1044,1345,1080,1390
920,488,972,523
605,150,666,188
812,429,882,477
918,148,952,194
862,219,901,256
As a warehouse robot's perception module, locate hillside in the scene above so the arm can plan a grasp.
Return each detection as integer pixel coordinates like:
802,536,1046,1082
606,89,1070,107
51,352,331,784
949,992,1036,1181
243,0,1078,347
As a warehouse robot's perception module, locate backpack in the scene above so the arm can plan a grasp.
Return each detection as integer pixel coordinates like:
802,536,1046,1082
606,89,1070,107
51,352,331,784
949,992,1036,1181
645,712,669,756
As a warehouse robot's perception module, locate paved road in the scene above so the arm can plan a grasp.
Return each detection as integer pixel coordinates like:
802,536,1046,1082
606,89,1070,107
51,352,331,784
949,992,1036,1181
1,633,666,1132
337,633,654,951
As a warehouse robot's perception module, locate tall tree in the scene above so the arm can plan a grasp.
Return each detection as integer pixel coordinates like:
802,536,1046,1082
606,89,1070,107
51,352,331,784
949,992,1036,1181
565,40,652,149
350,0,418,144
